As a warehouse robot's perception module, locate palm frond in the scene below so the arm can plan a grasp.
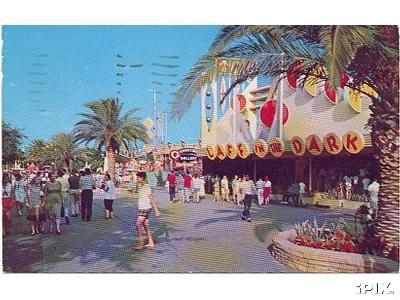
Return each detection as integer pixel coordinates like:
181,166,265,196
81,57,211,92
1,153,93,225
208,25,273,53
320,25,377,88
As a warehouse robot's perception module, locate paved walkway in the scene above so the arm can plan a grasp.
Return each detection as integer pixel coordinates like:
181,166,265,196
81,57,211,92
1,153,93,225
3,189,354,273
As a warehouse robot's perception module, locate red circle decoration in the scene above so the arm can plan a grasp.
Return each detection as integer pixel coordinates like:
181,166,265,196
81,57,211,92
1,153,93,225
286,60,302,90
324,81,336,104
229,94,247,112
260,99,289,128
339,73,350,88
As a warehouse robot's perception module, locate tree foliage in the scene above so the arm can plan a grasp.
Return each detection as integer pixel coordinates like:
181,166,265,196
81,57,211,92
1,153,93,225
2,121,25,164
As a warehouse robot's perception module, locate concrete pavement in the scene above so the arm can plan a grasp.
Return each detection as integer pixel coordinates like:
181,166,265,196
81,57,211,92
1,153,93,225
3,188,354,273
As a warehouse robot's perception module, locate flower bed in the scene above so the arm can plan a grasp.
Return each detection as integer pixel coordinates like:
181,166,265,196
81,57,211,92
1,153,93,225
271,229,398,273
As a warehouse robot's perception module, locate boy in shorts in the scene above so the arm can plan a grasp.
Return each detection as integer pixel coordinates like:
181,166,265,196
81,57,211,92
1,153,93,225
134,172,161,250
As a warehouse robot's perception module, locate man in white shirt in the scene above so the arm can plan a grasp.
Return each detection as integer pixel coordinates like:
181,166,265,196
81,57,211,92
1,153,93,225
362,177,371,198
298,181,306,207
134,172,161,250
240,175,256,222
256,178,265,206
368,179,380,218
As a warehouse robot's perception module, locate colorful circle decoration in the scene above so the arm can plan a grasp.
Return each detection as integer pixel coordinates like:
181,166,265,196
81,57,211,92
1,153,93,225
169,150,180,160
216,144,226,160
290,136,306,156
229,94,247,112
343,86,362,113
304,76,317,97
343,131,365,154
260,100,289,128
286,60,302,90
225,143,237,159
306,135,323,155
323,133,343,155
360,83,378,98
339,73,350,88
253,139,268,158
269,138,285,158
205,145,216,160
236,142,249,159
143,118,153,129
324,81,337,104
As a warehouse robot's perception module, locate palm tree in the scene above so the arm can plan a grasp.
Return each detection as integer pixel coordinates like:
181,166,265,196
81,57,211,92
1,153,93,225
173,25,399,257
78,148,105,171
73,97,148,181
50,132,82,170
26,139,54,166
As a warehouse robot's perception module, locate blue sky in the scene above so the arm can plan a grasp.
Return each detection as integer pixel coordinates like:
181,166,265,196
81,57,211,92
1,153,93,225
2,25,219,148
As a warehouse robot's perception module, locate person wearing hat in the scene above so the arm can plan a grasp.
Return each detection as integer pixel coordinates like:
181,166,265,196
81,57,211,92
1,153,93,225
134,172,161,250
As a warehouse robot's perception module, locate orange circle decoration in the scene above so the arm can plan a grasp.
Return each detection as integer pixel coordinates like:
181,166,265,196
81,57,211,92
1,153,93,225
236,142,249,159
269,138,285,158
225,143,237,160
215,144,226,160
306,135,323,155
323,133,343,155
205,145,216,160
259,100,289,128
342,131,365,154
324,81,337,104
229,94,247,112
290,136,306,156
253,139,268,158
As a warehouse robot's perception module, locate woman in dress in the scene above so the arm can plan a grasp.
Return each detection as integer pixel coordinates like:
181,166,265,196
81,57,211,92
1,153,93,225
231,175,239,204
14,173,27,216
44,172,63,235
102,173,117,219
263,176,272,205
213,176,221,202
27,176,44,235
220,176,230,202
2,174,14,236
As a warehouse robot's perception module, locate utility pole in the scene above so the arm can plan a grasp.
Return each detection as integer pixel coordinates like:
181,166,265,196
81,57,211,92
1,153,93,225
150,90,157,147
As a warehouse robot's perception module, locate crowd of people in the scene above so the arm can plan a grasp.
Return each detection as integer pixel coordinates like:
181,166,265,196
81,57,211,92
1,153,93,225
2,165,381,249
165,170,206,204
2,168,117,236
2,167,162,250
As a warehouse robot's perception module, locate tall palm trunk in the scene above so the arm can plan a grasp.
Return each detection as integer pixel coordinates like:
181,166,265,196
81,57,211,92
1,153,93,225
107,147,116,183
370,97,399,258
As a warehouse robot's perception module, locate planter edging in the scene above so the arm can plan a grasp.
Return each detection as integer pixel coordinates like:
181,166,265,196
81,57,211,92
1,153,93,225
271,229,399,273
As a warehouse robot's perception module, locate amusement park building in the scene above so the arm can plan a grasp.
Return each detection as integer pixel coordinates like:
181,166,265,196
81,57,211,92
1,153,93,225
199,74,376,193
